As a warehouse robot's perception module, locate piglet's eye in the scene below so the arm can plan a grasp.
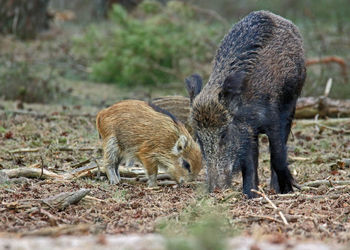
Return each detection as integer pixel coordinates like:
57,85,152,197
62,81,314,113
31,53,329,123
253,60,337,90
182,160,191,173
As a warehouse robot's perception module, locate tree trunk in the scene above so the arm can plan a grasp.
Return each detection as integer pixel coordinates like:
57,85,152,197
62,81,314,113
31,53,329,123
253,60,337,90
0,0,51,39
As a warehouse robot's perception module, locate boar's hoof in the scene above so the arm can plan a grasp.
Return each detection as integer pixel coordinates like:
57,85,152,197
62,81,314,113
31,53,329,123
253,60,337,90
245,191,258,199
280,183,293,194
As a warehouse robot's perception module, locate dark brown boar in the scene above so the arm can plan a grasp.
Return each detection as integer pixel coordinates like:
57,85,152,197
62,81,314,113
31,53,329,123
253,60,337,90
96,100,202,187
186,11,306,198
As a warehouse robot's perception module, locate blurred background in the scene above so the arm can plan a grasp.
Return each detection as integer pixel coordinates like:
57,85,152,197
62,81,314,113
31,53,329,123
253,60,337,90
0,0,349,107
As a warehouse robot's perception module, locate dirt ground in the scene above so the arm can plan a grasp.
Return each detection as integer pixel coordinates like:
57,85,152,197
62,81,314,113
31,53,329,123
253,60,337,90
0,89,350,249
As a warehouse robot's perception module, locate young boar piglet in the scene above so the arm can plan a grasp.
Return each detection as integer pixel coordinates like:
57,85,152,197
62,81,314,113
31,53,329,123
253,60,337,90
187,11,306,198
96,100,202,187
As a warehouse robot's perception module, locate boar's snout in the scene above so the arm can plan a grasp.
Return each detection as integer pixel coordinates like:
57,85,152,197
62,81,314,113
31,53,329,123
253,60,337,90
206,160,233,192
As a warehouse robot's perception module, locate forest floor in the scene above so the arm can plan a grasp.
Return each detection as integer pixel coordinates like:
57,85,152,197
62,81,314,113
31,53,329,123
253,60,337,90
1,18,350,249
0,80,350,249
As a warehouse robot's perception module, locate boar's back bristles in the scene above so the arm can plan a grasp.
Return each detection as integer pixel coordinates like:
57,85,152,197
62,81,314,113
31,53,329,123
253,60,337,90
192,93,230,129
203,10,305,102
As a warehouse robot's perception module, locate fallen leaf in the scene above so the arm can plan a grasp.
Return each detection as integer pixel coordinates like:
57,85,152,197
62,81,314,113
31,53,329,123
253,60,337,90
4,131,13,139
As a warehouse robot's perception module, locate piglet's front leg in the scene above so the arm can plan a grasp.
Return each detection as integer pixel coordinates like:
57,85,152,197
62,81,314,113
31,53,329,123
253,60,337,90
138,153,158,187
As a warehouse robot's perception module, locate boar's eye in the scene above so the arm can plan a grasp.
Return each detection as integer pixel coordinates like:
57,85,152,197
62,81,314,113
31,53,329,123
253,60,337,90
219,131,227,147
220,131,227,140
182,160,191,173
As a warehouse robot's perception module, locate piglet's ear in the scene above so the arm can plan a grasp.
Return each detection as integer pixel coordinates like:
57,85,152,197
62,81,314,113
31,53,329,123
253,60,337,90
218,71,246,102
185,73,203,105
173,135,188,155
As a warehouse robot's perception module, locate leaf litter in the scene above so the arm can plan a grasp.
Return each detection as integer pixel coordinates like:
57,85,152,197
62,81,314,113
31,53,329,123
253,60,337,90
0,99,349,248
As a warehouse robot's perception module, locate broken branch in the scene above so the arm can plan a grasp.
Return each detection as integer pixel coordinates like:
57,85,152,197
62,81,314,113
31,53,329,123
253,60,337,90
1,167,64,180
306,56,348,82
42,188,90,210
302,179,350,188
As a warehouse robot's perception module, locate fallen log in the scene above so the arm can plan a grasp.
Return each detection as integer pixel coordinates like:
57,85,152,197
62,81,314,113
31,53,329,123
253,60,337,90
295,97,350,119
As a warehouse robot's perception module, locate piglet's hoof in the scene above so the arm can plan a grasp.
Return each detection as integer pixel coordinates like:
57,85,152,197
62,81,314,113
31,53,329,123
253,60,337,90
109,178,120,185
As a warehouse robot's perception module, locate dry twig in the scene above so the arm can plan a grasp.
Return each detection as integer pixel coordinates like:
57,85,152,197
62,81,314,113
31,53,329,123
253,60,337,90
241,215,283,224
9,148,40,154
251,187,289,225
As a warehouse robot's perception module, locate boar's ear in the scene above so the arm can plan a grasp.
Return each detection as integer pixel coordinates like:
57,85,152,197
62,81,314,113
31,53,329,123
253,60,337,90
218,71,246,102
185,73,203,105
173,135,188,155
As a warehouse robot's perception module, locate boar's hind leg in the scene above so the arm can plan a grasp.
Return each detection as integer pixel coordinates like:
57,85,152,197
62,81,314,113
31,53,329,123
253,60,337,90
103,137,122,185
267,127,293,194
270,102,298,192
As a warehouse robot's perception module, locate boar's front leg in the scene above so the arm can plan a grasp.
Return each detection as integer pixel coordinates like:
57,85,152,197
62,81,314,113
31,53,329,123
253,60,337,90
267,127,293,194
241,136,259,198
103,137,122,185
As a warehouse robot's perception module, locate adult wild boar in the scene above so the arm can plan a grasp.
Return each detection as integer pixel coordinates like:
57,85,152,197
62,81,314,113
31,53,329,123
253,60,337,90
186,11,306,198
96,100,202,187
